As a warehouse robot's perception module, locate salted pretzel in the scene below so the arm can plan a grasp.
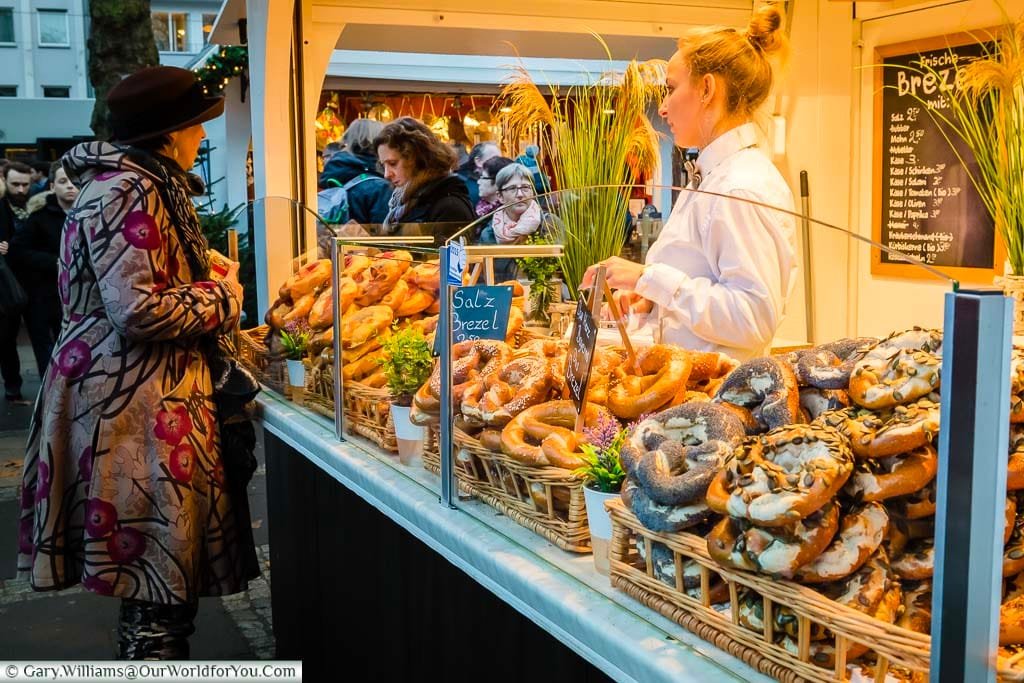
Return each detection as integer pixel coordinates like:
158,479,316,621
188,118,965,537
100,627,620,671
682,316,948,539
794,502,889,583
462,356,554,427
715,356,801,433
620,402,746,506
500,400,615,470
843,446,938,502
848,328,942,410
706,423,854,527
427,339,511,407
607,345,693,419
707,502,840,578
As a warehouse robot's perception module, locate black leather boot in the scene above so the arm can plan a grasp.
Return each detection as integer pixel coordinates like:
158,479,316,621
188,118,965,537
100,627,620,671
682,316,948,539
117,598,198,660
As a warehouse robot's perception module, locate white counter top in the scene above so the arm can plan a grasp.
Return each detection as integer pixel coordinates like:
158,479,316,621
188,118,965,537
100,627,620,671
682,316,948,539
256,391,769,683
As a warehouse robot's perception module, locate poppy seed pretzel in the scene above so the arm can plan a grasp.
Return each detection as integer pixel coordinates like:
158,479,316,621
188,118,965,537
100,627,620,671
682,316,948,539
848,327,942,410
706,423,854,527
786,337,878,390
622,402,746,506
715,357,802,433
794,502,889,584
707,502,840,578
621,477,716,533
816,395,940,459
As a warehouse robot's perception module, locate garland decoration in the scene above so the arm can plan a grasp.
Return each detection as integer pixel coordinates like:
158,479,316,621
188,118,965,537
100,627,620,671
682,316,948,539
194,45,249,99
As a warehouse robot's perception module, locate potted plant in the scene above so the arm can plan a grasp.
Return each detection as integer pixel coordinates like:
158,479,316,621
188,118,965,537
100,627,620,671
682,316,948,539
516,233,562,326
379,326,434,464
279,322,311,391
574,410,629,576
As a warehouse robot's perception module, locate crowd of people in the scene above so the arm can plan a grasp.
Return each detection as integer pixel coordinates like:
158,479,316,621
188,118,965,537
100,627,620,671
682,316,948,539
0,158,77,404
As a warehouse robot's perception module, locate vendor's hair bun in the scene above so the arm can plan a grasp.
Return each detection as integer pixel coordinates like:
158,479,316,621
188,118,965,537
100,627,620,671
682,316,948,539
746,4,786,55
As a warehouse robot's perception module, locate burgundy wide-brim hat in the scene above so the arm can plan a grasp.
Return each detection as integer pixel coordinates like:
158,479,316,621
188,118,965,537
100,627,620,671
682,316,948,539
107,66,225,144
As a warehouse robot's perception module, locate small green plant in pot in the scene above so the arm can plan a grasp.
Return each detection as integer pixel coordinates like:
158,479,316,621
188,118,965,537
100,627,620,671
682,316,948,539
575,410,631,575
280,321,311,389
516,233,561,325
378,326,434,463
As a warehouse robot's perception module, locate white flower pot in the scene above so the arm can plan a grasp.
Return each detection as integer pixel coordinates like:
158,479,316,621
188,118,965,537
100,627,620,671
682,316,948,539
286,359,306,388
390,404,424,465
583,485,619,576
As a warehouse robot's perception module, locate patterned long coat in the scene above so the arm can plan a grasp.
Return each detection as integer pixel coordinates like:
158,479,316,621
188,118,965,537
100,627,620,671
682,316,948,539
17,142,252,604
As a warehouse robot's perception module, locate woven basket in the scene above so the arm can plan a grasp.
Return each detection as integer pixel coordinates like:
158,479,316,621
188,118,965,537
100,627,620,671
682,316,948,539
238,326,288,395
304,356,336,420
607,498,1024,682
342,381,398,453
452,430,590,553
421,425,478,497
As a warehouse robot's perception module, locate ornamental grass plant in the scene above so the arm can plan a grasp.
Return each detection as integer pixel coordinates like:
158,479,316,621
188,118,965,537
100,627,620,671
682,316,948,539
499,50,666,298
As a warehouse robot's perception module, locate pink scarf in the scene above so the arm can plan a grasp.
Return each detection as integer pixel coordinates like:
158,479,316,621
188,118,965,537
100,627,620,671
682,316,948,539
492,201,542,244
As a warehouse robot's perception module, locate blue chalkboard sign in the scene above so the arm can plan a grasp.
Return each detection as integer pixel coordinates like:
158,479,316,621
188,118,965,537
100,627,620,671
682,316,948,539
434,285,513,355
564,299,599,414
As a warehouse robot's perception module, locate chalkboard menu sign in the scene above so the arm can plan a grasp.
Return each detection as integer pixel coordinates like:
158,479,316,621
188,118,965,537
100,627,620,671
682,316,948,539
434,285,513,355
873,35,998,281
564,299,599,414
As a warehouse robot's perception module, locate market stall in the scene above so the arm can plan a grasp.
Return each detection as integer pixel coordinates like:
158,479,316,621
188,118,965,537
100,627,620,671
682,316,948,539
210,0,1024,679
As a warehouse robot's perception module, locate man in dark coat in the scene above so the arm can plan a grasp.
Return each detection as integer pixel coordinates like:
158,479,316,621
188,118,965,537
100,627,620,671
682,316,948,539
11,162,77,376
0,161,33,403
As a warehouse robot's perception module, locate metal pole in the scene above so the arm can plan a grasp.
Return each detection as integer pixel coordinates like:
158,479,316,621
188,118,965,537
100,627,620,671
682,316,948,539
931,289,1012,682
330,238,344,440
438,245,456,508
799,171,814,344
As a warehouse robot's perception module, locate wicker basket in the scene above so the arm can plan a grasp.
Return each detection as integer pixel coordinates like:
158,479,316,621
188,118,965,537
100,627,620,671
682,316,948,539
607,498,1024,682
304,356,336,420
452,430,591,553
342,381,398,453
421,425,478,497
238,325,288,394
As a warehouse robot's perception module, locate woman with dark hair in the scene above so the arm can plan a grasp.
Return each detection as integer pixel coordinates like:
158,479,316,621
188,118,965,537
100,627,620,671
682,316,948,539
318,118,393,225
375,117,476,232
17,66,259,659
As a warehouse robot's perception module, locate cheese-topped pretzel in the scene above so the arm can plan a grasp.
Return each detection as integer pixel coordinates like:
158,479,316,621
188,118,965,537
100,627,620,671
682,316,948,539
500,400,614,470
620,402,746,506
714,356,801,433
707,502,839,578
1005,493,1024,577
621,477,715,533
816,396,940,459
848,327,942,409
785,337,877,390
1001,572,1024,645
794,502,889,583
608,345,693,419
706,423,854,527
1009,425,1024,491
843,446,938,503
891,537,934,580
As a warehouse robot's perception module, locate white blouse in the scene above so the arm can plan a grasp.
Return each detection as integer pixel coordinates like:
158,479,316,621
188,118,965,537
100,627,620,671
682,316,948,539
634,123,797,360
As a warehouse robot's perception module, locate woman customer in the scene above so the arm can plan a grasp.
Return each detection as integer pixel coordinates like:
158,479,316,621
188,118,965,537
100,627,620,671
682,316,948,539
9,161,78,376
17,66,258,659
318,118,393,226
486,163,562,281
475,155,513,218
582,3,797,361
375,117,476,232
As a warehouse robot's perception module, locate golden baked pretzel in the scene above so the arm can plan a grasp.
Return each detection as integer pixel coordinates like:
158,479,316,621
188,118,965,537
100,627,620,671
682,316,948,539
465,356,554,427
608,345,693,420
816,396,940,459
500,400,614,470
794,502,889,583
340,305,394,349
280,259,332,300
843,446,938,502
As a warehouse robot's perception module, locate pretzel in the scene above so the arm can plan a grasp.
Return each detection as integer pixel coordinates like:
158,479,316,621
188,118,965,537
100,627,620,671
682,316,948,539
707,502,840,578
505,305,525,345
340,305,394,349
736,589,828,640
848,328,942,409
1006,493,1024,577
897,580,933,634
427,339,511,402
608,345,693,420
395,286,436,317
407,261,440,291
466,356,554,427
817,396,940,459
620,402,746,505
621,477,715,533
706,423,854,527
342,253,371,279
1011,348,1024,423
785,337,877,390
687,351,739,384
283,292,315,325
500,400,614,470
280,259,332,299
581,346,626,406
843,446,938,503
1009,425,1024,491
891,537,934,580
799,388,849,422
528,482,571,513
887,479,937,520
1001,573,1024,645
794,503,889,583
636,539,729,603
715,356,801,433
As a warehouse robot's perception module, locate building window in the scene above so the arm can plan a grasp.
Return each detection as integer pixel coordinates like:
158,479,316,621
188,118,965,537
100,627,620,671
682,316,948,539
152,11,188,52
0,86,16,97
202,13,217,44
42,86,70,98
37,9,69,47
0,8,14,44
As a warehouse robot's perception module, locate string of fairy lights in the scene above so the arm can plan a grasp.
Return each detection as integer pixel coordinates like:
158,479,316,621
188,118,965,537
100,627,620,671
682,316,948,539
193,45,248,96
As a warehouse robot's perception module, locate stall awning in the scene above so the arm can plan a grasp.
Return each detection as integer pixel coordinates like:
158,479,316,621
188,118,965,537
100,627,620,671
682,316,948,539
209,0,246,45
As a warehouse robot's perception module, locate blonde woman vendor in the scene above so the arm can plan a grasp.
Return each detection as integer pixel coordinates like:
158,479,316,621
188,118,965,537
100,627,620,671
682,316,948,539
582,4,797,361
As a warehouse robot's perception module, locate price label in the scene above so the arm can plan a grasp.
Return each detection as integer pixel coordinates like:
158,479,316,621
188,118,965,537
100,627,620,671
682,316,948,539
447,241,466,286
433,285,513,355
564,299,599,414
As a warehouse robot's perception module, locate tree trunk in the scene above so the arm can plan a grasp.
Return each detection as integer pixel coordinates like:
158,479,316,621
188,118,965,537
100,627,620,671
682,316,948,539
87,0,159,140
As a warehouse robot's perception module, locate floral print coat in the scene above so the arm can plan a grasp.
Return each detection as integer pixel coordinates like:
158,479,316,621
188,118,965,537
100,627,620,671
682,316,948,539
17,142,251,604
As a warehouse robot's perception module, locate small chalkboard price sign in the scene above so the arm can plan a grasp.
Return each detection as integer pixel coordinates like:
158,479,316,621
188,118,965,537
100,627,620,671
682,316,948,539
564,298,599,416
873,33,1000,281
434,285,513,355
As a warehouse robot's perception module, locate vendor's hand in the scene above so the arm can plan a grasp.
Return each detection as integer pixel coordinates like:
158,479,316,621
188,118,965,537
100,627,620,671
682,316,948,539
223,260,244,305
0,241,7,256
581,256,645,292
601,290,653,321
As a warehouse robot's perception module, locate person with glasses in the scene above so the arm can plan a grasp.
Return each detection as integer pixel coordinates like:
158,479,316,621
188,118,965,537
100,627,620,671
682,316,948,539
491,163,559,245
475,155,513,218
582,3,796,361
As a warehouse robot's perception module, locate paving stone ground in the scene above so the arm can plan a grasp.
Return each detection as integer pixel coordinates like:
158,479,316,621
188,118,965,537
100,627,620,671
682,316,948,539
0,335,275,660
